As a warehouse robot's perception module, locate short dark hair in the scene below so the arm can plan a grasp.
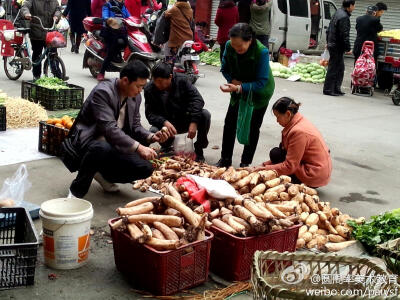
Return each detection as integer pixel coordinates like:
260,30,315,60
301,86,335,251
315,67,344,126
272,97,301,115
229,23,255,42
375,2,387,11
120,60,150,82
342,0,355,8
151,62,173,79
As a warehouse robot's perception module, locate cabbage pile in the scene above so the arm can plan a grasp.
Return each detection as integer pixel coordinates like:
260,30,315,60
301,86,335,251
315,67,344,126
270,62,326,84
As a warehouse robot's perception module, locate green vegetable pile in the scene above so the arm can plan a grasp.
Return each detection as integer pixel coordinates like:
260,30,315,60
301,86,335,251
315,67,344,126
34,77,70,91
270,62,326,84
200,48,221,67
348,208,400,254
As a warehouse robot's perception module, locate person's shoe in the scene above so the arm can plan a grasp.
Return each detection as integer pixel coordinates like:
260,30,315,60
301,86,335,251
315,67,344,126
195,149,205,163
323,91,340,96
63,76,69,81
67,189,77,198
239,163,249,168
336,91,345,96
94,173,120,193
74,47,79,54
97,73,105,81
71,45,75,53
216,158,232,168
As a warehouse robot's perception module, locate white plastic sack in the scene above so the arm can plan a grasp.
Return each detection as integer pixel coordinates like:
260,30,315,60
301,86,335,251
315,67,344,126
173,133,195,160
56,17,70,32
0,164,31,207
321,49,330,61
187,175,241,200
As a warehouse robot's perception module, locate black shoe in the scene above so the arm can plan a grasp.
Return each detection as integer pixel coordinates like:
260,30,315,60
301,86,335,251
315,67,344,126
335,91,345,95
195,149,205,163
216,158,232,168
71,45,75,53
323,91,340,96
239,163,249,168
63,76,69,81
74,47,79,54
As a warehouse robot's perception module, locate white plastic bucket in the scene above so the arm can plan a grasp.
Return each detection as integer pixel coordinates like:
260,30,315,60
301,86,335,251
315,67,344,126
40,198,93,270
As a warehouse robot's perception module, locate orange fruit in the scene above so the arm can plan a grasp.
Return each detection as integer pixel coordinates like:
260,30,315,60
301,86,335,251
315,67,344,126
66,121,74,129
46,119,55,125
61,115,71,126
55,123,64,129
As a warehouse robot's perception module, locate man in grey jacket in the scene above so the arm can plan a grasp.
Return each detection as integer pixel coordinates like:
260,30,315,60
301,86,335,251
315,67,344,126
21,0,62,80
68,60,170,198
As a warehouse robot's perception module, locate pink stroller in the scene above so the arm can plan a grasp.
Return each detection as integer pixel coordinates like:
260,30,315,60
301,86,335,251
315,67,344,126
351,41,376,96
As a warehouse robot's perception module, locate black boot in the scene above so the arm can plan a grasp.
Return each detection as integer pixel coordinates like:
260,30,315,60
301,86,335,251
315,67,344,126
75,35,81,54
70,33,76,53
195,148,205,163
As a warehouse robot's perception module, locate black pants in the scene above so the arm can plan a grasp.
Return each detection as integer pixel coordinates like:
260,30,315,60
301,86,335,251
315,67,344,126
100,27,127,74
31,39,46,78
70,32,82,51
256,35,269,49
70,140,153,198
221,102,267,165
150,109,211,152
269,147,301,184
323,49,345,94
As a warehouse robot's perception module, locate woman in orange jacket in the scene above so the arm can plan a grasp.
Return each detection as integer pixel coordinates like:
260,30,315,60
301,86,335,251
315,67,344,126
249,97,332,188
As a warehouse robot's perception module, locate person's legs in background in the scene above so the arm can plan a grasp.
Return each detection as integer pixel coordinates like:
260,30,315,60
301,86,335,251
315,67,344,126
334,51,345,94
323,49,341,95
75,34,82,54
31,39,46,80
219,42,226,62
255,35,269,49
193,109,211,162
70,32,76,53
241,105,267,167
218,103,239,167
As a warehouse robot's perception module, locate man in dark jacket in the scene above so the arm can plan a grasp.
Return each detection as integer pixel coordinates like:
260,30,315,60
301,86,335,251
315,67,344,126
237,0,252,23
353,6,382,62
144,63,211,163
323,0,355,96
67,61,170,198
21,0,62,80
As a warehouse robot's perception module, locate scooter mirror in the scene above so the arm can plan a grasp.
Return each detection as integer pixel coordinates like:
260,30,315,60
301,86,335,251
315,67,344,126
145,8,153,14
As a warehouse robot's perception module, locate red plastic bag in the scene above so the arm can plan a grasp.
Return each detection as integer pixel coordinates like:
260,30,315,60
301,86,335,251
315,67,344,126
176,177,199,196
46,31,66,48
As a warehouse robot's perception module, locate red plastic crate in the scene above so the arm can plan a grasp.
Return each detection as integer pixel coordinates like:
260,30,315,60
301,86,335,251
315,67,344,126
209,224,301,281
108,218,213,296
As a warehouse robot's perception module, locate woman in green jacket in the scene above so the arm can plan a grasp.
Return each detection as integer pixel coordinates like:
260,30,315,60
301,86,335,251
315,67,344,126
217,23,275,168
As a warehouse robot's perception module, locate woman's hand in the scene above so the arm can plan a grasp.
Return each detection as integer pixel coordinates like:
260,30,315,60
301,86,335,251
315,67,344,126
220,83,240,93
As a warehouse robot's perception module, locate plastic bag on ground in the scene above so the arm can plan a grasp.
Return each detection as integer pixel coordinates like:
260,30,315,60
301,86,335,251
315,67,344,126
187,175,241,200
0,164,31,207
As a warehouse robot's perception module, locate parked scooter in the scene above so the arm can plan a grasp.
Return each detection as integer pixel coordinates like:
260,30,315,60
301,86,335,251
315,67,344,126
173,40,204,84
82,14,158,78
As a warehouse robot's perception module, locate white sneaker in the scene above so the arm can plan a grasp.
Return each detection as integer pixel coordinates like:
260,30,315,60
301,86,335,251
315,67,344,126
94,173,120,193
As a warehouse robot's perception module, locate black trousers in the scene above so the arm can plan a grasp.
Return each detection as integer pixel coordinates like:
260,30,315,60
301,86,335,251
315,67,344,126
150,109,211,152
219,42,226,62
70,140,153,198
221,102,267,165
100,27,127,74
269,147,301,184
31,39,46,78
323,49,345,94
256,35,269,49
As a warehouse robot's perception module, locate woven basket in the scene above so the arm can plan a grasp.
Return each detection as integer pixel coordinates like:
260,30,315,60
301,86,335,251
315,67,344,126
251,250,400,300
377,238,400,277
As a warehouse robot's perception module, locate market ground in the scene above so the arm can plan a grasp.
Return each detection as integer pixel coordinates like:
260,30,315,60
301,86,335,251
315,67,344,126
0,49,399,299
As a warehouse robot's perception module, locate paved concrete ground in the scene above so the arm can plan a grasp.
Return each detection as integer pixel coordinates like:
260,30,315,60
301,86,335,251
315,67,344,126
0,49,399,299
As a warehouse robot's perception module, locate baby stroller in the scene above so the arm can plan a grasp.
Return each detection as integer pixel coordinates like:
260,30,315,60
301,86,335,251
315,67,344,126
351,41,376,96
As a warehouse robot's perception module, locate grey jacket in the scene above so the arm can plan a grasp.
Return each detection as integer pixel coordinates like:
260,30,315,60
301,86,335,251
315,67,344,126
72,79,152,154
249,1,272,36
21,0,61,41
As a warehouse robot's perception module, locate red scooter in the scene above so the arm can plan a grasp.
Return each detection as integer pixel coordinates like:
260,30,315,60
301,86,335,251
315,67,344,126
82,15,158,78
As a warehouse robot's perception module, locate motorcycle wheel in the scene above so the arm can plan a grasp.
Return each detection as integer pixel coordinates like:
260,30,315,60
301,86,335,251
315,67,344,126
393,91,400,106
86,53,101,78
188,73,198,84
43,55,66,80
3,54,24,80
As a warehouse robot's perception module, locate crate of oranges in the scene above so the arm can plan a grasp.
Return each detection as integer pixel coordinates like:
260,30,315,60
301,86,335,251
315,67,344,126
39,115,74,156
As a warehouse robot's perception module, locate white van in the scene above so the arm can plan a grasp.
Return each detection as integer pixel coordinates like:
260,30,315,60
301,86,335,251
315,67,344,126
269,0,338,55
